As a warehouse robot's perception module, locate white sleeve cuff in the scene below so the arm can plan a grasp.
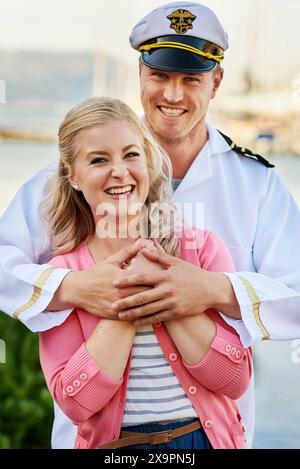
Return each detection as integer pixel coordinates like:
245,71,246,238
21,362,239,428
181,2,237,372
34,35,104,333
16,268,73,332
223,272,265,347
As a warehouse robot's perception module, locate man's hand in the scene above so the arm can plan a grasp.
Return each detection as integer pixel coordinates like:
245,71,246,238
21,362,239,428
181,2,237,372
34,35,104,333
112,247,241,326
47,240,153,318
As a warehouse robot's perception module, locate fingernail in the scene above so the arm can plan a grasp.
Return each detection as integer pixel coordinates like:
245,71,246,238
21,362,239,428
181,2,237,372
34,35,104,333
112,303,119,311
119,313,127,320
113,280,121,286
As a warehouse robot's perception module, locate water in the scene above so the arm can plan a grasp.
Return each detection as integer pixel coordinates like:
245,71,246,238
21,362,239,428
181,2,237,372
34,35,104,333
0,141,300,448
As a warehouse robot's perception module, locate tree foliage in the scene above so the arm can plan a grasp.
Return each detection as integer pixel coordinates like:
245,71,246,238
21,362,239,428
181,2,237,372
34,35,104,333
0,314,53,448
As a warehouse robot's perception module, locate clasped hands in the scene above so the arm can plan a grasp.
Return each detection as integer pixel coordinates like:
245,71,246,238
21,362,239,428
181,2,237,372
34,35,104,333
63,238,235,325
102,239,225,326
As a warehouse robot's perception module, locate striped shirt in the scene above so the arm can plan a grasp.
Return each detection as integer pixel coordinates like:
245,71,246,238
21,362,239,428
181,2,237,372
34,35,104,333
122,326,198,426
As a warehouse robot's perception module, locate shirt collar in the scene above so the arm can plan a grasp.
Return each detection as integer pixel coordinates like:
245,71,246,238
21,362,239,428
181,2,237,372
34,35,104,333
173,123,230,196
206,122,232,156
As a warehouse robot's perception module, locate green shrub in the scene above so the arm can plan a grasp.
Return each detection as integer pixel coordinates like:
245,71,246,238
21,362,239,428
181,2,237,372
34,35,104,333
0,313,53,448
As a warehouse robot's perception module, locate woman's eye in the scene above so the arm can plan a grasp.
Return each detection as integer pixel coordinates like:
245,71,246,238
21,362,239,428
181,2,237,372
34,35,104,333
90,157,107,164
125,152,140,159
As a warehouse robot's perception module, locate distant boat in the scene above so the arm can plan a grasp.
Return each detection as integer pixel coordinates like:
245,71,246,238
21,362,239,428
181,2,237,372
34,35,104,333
254,131,276,155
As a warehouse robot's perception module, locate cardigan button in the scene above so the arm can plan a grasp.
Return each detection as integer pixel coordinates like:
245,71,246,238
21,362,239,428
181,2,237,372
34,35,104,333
204,420,213,429
73,380,80,388
66,385,74,394
80,373,88,381
188,386,197,395
169,353,178,362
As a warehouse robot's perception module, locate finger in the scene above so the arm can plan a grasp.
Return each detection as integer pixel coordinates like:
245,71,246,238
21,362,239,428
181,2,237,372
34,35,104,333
106,240,143,266
118,285,152,298
113,271,167,288
134,311,171,327
140,248,173,268
151,239,166,253
117,299,170,320
113,286,165,313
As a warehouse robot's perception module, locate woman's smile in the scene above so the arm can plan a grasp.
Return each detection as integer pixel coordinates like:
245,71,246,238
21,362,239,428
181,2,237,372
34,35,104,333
70,120,150,218
104,184,136,199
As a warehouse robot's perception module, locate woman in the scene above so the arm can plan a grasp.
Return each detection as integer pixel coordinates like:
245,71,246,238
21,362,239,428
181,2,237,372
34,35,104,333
39,97,251,449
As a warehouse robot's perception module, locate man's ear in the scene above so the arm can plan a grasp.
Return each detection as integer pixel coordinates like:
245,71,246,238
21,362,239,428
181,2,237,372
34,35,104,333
211,67,224,99
138,59,143,78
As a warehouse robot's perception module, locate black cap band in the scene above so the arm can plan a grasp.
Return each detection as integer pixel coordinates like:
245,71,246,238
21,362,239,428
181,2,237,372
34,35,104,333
139,35,223,73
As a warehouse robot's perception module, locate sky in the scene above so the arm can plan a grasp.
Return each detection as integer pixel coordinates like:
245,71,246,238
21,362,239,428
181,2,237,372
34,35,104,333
0,0,298,60
0,0,299,92
0,0,248,60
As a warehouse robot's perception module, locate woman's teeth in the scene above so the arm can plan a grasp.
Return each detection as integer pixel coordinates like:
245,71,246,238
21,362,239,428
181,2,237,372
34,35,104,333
106,185,133,195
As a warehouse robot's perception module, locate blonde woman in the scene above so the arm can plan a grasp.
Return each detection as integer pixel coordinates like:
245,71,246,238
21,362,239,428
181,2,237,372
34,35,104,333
39,97,252,449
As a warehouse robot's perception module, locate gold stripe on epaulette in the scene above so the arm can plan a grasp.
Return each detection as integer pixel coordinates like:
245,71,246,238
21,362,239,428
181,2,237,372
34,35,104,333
13,267,56,319
238,276,270,340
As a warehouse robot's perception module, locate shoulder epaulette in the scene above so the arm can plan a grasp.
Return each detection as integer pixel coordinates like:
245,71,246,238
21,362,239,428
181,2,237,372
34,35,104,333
218,130,275,168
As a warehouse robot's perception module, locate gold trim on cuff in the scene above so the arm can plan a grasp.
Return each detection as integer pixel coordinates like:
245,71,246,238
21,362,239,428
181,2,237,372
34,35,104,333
238,276,270,340
13,267,56,319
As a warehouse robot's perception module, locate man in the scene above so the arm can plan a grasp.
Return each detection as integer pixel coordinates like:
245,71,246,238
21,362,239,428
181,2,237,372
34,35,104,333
0,2,300,448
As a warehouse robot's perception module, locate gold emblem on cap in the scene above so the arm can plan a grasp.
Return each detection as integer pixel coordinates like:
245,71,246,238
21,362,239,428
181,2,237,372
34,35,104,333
167,9,196,35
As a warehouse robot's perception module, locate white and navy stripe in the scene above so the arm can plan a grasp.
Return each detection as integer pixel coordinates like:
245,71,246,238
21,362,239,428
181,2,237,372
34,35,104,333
122,326,197,426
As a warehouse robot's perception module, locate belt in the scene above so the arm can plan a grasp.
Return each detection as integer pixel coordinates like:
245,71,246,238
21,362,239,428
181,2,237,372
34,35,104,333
98,420,201,449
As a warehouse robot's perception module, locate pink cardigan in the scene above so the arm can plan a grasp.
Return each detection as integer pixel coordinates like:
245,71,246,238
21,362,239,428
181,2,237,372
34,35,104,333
40,229,252,449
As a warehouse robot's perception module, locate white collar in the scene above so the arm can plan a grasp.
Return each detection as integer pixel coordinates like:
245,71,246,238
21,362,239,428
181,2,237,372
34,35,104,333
173,123,231,195
206,122,232,156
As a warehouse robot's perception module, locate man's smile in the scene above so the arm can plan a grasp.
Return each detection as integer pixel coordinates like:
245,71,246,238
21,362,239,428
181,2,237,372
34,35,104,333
157,106,187,118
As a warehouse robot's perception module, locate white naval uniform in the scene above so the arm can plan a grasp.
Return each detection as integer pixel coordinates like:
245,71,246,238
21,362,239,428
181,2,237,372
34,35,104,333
1,123,300,448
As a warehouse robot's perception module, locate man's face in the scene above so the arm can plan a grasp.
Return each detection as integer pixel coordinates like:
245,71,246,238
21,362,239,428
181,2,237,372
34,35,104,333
140,63,223,144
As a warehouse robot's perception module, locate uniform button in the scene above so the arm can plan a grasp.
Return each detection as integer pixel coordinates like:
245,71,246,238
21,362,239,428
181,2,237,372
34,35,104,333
169,353,178,362
225,344,231,353
80,373,87,381
73,380,80,387
204,420,213,429
188,386,197,395
236,350,241,359
231,347,236,355
66,385,74,394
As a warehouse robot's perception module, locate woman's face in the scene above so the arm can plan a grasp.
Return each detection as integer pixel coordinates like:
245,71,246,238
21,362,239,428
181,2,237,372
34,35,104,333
70,120,150,225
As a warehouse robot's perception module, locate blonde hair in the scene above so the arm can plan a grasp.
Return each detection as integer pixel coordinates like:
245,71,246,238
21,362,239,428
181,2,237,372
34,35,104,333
40,97,179,257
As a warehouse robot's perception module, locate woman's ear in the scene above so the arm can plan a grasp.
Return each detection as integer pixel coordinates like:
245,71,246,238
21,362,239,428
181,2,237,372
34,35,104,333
65,164,79,191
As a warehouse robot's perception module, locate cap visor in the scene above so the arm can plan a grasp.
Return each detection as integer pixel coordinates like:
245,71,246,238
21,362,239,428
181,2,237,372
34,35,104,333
141,48,216,73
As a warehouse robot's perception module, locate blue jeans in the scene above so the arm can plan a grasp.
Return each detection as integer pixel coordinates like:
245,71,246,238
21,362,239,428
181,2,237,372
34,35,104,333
121,418,212,449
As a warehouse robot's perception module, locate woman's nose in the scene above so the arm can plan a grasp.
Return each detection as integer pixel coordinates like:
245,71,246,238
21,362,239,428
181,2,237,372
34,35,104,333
111,162,129,178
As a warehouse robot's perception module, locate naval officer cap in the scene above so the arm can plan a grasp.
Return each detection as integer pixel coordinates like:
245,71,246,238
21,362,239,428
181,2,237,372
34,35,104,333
130,2,228,73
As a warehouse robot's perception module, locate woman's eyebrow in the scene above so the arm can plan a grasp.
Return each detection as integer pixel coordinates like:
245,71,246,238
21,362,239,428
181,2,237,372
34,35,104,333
122,144,141,152
86,150,108,157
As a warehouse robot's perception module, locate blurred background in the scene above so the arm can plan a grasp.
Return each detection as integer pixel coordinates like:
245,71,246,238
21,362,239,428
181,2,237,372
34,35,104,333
0,0,300,448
